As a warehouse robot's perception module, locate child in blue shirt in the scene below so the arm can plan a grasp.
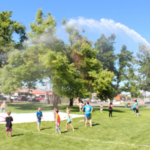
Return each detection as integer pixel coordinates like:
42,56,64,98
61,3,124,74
82,102,93,127
36,107,43,131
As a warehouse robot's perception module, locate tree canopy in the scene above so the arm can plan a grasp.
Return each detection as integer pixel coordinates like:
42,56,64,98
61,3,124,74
0,9,149,101
0,11,27,67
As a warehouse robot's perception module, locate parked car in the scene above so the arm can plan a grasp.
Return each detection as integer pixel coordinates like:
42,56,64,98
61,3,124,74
91,99,97,103
97,99,101,102
10,96,18,100
29,97,39,102
3,95,10,99
81,98,89,103
0,95,7,100
145,102,150,104
36,96,45,100
17,96,28,101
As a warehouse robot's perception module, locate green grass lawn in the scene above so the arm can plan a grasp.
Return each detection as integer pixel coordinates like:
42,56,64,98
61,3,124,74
0,103,150,150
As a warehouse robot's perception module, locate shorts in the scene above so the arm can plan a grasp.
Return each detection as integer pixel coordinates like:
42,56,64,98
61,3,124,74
100,108,103,111
6,127,12,132
1,108,5,111
56,121,60,131
133,107,136,111
68,121,71,124
37,121,41,125
85,116,91,120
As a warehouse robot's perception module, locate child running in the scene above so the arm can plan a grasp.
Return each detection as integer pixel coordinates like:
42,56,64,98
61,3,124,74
135,106,139,117
55,109,61,134
1,101,6,113
65,107,74,131
6,111,13,137
36,107,43,131
100,104,103,113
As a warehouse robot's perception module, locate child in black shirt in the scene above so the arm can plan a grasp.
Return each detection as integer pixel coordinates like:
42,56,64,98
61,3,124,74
6,111,13,137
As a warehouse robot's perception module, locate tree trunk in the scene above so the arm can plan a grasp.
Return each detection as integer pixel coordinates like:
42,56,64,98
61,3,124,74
52,92,59,109
69,98,74,106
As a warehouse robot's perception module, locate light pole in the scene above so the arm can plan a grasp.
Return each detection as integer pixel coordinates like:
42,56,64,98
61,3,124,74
45,80,48,104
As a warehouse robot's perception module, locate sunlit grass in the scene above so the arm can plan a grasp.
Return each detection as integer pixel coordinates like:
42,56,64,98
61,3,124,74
0,103,150,150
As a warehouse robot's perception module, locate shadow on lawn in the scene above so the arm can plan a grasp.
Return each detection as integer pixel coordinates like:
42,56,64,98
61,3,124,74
41,127,52,131
8,103,78,112
92,123,100,126
61,131,68,133
8,103,52,111
12,134,24,137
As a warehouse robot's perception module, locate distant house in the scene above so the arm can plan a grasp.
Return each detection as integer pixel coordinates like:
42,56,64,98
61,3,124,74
29,89,46,96
13,88,31,96
14,88,52,97
114,94,121,101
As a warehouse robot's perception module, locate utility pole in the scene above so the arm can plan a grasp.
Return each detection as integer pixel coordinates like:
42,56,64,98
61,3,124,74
45,80,48,104
49,79,53,104
50,79,52,91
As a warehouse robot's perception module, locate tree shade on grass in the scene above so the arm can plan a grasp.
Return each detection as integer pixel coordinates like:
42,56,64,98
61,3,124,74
0,103,150,150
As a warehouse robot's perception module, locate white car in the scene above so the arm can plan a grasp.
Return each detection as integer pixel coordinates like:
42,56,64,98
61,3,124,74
3,95,10,99
10,96,18,100
91,99,97,103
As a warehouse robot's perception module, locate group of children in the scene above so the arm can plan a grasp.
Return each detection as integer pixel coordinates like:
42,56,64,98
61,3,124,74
25,101,94,135
36,107,75,134
2,100,139,138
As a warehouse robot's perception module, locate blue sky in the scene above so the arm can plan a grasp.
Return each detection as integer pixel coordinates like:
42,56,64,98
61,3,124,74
1,0,149,52
1,0,150,91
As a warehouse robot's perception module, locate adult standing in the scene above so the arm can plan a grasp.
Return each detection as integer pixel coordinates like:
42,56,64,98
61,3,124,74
108,103,113,117
78,98,83,112
82,102,93,127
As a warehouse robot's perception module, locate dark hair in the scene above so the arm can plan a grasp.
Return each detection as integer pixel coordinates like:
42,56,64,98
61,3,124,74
110,103,112,105
87,101,89,105
79,98,82,103
56,109,59,113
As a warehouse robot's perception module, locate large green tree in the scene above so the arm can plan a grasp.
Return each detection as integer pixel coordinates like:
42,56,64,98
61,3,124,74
0,9,57,94
116,45,133,90
94,34,117,73
115,45,140,98
0,9,115,107
137,45,150,91
42,25,115,105
0,11,27,67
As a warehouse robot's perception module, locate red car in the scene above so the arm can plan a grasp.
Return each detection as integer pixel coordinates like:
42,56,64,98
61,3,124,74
17,96,28,101
36,96,45,100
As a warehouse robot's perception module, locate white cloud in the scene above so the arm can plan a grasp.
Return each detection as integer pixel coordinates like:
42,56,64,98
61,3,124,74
67,17,150,47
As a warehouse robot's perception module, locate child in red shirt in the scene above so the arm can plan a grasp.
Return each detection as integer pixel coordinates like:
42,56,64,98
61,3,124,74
55,110,61,134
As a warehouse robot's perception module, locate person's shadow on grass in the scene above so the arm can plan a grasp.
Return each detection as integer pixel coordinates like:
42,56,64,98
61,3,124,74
61,131,68,133
40,127,52,131
74,128,78,130
92,123,100,126
12,134,24,137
